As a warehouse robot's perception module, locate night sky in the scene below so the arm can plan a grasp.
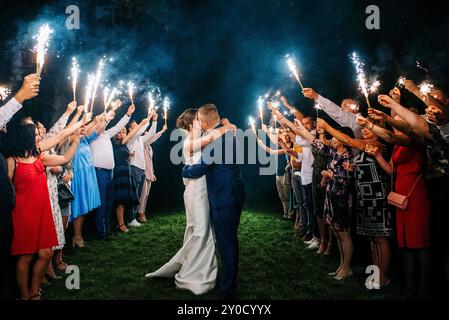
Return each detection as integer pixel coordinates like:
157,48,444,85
1,0,448,211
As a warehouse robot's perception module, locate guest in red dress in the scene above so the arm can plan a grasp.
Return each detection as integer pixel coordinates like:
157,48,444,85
367,112,432,299
6,123,81,300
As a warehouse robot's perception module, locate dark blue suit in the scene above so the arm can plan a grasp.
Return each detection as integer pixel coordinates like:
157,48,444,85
182,127,246,299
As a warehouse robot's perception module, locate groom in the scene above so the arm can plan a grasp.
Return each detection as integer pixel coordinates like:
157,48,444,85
182,104,246,300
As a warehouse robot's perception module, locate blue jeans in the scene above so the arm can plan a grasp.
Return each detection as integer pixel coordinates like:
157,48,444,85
94,168,113,238
291,173,306,231
302,183,317,237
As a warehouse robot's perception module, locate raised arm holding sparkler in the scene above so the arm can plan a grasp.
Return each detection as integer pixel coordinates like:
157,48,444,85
280,96,304,121
402,79,449,115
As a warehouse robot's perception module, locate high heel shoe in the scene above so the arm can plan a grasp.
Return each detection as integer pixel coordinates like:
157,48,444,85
72,236,85,248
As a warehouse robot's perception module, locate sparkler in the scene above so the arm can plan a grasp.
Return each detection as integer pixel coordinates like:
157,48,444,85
70,57,80,101
105,87,119,112
349,103,359,113
84,74,95,125
396,76,406,88
350,52,378,109
34,24,53,78
273,114,277,131
314,102,321,119
89,59,105,113
416,60,429,73
128,82,136,106
419,81,434,96
163,96,170,126
249,116,257,137
286,55,304,90
0,86,11,101
369,80,381,94
258,96,264,125
147,92,156,117
103,87,110,113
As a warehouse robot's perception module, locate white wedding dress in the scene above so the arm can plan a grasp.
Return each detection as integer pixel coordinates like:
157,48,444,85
145,140,217,295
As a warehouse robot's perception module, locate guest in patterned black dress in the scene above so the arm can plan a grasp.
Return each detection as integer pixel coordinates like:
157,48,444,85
312,124,354,280
310,127,333,255
112,117,150,233
317,118,393,287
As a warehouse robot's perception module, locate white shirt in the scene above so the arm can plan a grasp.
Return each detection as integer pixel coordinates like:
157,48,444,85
316,95,363,139
127,122,156,170
295,130,315,185
90,114,131,170
0,97,22,128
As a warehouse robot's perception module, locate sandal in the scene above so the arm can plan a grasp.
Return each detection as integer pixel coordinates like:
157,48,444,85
29,293,41,300
55,261,68,271
117,224,129,233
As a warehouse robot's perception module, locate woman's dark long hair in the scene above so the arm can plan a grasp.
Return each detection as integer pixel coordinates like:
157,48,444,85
6,123,40,158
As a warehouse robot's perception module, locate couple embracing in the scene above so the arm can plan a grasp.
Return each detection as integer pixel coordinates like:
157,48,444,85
146,104,246,300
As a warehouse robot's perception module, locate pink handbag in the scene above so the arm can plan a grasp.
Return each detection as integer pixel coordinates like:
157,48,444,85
387,163,421,210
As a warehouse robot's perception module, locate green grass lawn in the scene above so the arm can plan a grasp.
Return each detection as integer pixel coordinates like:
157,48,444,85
44,210,401,300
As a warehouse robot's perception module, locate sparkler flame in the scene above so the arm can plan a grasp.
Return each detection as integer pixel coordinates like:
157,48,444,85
369,80,381,94
0,86,11,101
89,59,105,113
419,81,434,96
249,116,257,135
84,74,95,114
257,96,264,125
350,52,379,109
396,76,406,87
34,24,53,77
163,96,170,125
147,92,155,114
71,57,80,101
128,82,136,105
416,60,429,73
286,55,304,90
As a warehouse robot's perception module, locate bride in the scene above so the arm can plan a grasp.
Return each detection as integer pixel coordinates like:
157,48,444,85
145,108,236,295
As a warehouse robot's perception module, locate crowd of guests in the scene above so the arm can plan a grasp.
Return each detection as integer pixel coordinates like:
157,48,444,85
1,72,449,301
0,74,167,300
258,81,449,298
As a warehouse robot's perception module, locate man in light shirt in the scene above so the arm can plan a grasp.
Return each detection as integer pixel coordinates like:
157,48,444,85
126,111,157,227
89,101,135,239
0,74,40,130
294,117,320,249
302,87,363,140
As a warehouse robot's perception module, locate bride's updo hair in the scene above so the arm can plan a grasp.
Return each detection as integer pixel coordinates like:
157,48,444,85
176,108,198,131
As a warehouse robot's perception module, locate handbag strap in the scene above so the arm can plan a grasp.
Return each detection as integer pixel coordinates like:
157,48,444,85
406,174,422,198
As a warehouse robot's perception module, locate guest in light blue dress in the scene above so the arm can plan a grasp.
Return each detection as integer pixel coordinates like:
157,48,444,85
70,131,101,247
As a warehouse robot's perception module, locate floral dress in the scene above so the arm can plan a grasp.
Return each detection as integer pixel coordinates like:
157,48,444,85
312,139,354,231
44,114,69,250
